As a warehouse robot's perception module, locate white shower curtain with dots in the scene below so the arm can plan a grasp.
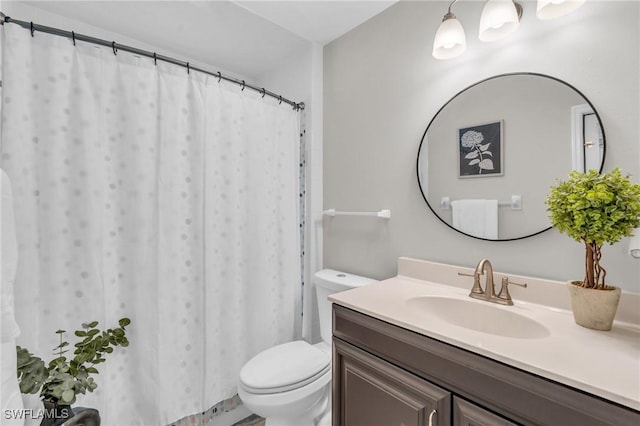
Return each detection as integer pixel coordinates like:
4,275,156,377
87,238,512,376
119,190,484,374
1,24,300,425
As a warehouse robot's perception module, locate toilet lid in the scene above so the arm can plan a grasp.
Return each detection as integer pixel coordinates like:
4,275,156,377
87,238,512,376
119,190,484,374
240,341,330,393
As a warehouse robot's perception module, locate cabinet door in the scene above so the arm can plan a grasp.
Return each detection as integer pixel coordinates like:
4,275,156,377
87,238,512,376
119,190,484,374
333,338,450,426
453,397,518,426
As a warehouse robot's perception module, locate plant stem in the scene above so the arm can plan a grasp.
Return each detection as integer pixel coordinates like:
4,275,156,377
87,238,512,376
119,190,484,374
476,146,483,174
595,243,606,289
584,241,606,289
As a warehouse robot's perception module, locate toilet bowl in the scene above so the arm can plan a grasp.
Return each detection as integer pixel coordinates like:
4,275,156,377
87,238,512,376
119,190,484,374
238,269,376,426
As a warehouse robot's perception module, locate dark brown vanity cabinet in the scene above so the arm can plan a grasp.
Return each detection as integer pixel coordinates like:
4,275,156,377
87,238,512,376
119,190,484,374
452,398,516,426
334,337,450,426
332,305,640,426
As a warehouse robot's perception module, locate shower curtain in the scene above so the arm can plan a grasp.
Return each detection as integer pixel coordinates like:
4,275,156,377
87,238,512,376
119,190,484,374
1,24,301,425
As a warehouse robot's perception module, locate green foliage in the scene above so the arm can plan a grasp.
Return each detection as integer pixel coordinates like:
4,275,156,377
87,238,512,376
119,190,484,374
546,169,640,245
16,318,131,405
546,168,640,288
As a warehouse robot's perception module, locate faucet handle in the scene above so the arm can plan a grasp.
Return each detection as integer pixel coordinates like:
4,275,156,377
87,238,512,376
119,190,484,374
497,276,527,304
458,272,484,295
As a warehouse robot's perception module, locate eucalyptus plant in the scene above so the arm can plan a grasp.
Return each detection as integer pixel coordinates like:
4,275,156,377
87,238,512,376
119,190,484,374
546,168,640,289
16,318,131,405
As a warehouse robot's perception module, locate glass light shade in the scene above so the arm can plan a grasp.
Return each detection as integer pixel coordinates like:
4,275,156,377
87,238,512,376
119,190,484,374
432,15,467,60
479,0,520,42
536,0,586,20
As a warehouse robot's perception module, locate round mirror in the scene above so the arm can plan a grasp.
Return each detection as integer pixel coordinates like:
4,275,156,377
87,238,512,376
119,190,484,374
416,73,605,241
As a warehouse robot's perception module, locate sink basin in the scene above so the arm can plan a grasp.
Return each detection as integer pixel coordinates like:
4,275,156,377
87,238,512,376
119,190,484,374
406,296,550,339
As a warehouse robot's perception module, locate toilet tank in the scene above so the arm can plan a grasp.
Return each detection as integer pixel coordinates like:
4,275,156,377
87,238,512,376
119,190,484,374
314,269,377,344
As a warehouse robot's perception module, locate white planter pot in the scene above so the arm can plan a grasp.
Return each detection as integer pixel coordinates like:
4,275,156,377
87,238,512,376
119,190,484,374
567,281,621,331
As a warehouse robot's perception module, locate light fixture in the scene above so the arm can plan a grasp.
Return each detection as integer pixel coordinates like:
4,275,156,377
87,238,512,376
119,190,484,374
479,0,523,42
536,0,586,20
432,1,467,60
432,0,586,60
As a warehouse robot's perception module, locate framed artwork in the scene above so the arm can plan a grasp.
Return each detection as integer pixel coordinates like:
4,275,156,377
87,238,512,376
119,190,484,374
458,121,503,178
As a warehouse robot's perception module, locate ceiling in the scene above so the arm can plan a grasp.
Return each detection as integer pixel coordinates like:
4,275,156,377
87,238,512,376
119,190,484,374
18,0,397,80
235,0,396,45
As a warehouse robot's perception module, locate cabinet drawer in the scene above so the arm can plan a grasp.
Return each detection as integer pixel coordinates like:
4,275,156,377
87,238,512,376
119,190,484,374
453,397,518,426
333,338,450,426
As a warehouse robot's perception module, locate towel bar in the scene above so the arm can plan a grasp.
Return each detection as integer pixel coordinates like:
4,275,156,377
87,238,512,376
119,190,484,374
440,195,522,210
323,209,391,219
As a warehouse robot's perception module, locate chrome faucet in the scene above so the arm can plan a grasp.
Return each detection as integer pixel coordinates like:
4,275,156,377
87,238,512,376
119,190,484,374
458,258,527,306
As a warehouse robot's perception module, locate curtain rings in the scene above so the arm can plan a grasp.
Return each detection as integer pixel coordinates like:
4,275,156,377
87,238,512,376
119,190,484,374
260,88,266,98
112,41,117,55
187,62,190,75
71,31,76,46
217,72,222,83
278,96,283,105
241,80,245,91
153,52,157,65
30,21,34,37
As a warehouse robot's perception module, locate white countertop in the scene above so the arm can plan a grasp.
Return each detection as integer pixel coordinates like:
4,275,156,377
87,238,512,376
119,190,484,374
329,258,640,411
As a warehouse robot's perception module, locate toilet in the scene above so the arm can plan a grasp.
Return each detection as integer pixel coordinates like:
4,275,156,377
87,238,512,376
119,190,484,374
238,269,376,426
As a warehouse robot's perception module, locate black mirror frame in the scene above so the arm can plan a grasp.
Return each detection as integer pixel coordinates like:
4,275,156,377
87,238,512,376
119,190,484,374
416,72,606,242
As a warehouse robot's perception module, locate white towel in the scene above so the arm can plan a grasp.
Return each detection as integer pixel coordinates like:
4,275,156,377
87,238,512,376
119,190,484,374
451,199,498,239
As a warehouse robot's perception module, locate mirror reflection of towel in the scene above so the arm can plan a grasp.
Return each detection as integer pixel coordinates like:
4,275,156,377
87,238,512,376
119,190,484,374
451,199,498,239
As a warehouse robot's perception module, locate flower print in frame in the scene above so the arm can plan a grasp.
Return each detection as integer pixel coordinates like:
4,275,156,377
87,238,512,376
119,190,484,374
458,121,503,178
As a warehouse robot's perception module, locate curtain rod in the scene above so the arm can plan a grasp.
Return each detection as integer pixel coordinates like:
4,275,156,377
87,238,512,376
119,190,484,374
0,13,305,111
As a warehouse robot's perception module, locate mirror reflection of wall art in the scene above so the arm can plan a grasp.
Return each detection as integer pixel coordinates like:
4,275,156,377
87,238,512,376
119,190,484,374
458,121,503,178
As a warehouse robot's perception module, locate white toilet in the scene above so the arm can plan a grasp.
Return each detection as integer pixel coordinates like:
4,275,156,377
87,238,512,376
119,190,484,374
238,269,376,426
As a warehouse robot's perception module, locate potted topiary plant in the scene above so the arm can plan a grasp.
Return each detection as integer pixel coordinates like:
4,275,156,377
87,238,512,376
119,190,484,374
546,168,640,330
16,318,131,426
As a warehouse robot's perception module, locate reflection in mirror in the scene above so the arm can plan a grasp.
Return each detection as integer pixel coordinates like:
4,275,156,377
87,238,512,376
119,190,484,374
572,104,604,172
417,73,605,241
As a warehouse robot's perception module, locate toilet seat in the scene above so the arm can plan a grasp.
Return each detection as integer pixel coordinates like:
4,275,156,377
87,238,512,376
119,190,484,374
240,341,330,394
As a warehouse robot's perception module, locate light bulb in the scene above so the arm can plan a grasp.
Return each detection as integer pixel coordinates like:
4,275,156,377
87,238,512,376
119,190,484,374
432,12,467,60
479,0,521,42
536,0,586,20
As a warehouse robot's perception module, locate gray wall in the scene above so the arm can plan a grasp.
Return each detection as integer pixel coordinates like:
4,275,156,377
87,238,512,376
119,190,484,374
323,0,640,292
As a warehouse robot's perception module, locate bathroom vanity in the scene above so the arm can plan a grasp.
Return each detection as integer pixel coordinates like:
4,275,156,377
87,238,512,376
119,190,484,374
329,258,640,426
